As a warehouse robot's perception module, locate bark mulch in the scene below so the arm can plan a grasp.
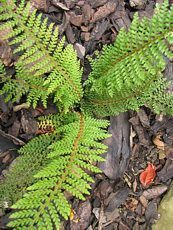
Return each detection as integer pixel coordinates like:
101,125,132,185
1,0,173,229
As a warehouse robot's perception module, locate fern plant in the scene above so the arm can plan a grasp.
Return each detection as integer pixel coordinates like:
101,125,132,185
0,0,173,229
7,113,110,229
0,0,83,112
84,1,173,116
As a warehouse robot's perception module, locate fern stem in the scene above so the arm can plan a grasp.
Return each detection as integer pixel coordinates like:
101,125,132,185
89,73,158,106
100,27,173,79
29,113,84,228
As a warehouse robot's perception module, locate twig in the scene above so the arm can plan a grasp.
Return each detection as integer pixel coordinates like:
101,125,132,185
98,202,104,230
0,129,25,145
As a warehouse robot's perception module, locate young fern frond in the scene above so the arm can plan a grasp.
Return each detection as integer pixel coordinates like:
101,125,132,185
0,1,83,112
84,1,173,116
7,113,110,229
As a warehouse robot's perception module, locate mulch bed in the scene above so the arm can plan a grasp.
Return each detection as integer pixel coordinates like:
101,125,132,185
1,0,173,229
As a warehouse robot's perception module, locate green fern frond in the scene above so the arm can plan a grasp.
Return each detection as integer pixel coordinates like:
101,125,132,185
8,113,110,229
84,1,173,116
0,133,59,207
146,77,173,114
0,62,26,103
0,61,5,77
0,1,83,112
83,75,173,117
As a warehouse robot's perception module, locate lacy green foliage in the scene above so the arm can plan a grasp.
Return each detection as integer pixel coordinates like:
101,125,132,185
0,133,58,207
7,113,110,229
84,1,173,116
0,61,5,77
0,1,173,229
0,1,83,112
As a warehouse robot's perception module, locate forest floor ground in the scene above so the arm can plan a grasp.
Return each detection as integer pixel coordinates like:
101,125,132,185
0,0,173,229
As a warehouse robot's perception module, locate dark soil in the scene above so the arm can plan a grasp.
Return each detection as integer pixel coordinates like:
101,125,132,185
1,0,173,229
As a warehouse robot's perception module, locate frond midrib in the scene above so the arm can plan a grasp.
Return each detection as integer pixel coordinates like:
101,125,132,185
89,74,158,106
98,26,173,79
29,113,84,227
7,3,82,99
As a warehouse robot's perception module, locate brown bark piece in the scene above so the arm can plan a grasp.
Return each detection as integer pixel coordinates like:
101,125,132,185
82,4,93,25
81,25,89,32
81,32,90,41
99,113,131,180
142,185,168,200
110,1,131,31
70,200,92,230
59,12,70,34
74,43,85,59
0,40,13,66
89,0,108,9
125,197,138,212
8,119,20,138
91,2,117,23
51,0,69,10
0,129,25,146
90,20,109,41
94,180,113,200
0,133,18,158
65,24,76,44
145,200,158,224
129,0,147,10
31,0,50,12
139,195,148,208
158,159,173,182
129,115,150,147
21,110,38,138
69,12,83,27
137,109,150,128
105,187,130,211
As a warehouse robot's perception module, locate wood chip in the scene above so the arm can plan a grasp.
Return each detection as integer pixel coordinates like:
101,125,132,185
74,43,85,59
139,195,148,208
158,159,173,182
0,129,25,146
125,198,138,212
69,12,83,27
65,24,76,44
13,103,30,112
81,32,90,41
51,0,69,10
89,0,108,9
91,2,117,23
2,153,12,164
0,40,13,66
142,185,168,200
31,0,50,12
153,135,165,150
70,200,92,230
137,109,150,128
133,178,138,192
82,4,93,25
129,0,147,10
